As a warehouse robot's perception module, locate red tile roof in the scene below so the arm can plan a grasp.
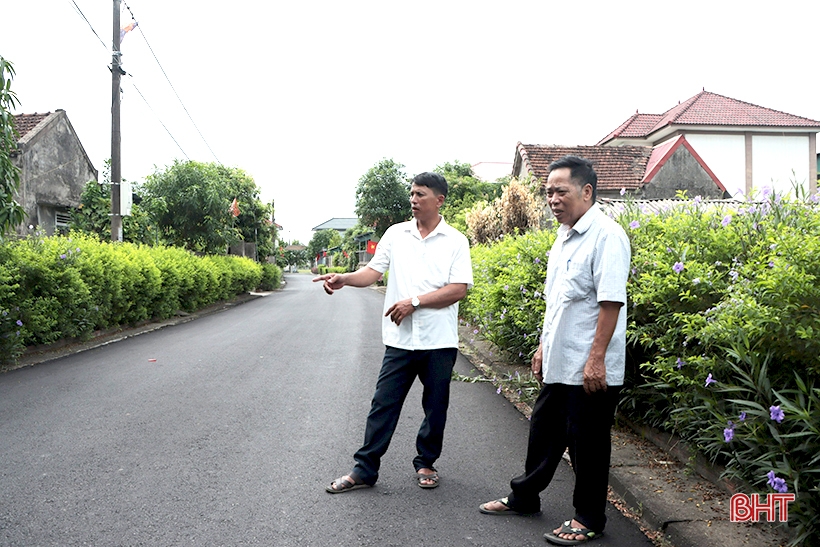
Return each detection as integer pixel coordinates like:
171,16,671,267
12,112,53,139
598,91,820,144
516,143,652,191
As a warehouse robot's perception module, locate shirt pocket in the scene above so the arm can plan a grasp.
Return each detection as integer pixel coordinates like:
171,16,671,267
561,261,593,301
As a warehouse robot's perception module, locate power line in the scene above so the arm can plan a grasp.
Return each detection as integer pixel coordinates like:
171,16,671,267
68,0,107,50
124,1,222,164
65,0,208,165
126,76,190,160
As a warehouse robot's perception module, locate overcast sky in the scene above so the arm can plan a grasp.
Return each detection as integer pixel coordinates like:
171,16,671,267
3,0,818,244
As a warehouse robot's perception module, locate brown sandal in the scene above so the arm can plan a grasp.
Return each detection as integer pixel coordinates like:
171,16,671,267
325,473,371,494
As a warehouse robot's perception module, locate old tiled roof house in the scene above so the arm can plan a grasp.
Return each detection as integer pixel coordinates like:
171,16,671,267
513,137,726,200
11,110,97,236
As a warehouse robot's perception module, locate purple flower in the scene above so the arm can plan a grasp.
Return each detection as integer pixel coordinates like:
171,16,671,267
723,427,734,442
673,262,684,273
762,186,772,198
496,386,502,395
739,412,746,421
473,329,479,335
693,195,702,205
620,187,626,196
767,471,788,493
675,358,685,369
629,220,640,229
692,278,700,285
721,215,731,227
705,373,716,387
729,270,739,281
534,258,541,264
16,319,23,327
59,254,67,260
768,261,775,268
769,405,785,423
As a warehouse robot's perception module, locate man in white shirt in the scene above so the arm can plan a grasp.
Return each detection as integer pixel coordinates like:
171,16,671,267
478,156,631,546
314,171,473,493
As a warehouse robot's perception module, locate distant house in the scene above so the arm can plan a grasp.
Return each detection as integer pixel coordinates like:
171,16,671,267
512,137,726,200
311,217,358,236
598,91,820,196
11,110,97,236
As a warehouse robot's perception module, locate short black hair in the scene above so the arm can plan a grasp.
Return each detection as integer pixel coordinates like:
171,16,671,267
412,172,448,197
547,155,597,200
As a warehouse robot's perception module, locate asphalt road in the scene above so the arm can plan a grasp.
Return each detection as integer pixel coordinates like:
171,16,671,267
0,273,653,547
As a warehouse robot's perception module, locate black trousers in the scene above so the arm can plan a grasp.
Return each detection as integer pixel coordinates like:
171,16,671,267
352,346,457,485
507,383,620,533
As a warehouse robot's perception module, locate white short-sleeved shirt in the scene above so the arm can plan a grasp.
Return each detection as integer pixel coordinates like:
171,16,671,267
367,217,473,350
540,204,631,386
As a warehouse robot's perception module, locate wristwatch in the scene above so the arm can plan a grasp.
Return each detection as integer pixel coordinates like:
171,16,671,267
411,296,420,309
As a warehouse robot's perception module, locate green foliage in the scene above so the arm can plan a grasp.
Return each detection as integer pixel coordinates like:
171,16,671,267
307,229,342,261
141,161,272,257
354,158,410,238
436,160,505,235
258,262,283,291
316,265,347,275
0,232,266,367
70,163,154,244
0,56,26,236
463,229,553,363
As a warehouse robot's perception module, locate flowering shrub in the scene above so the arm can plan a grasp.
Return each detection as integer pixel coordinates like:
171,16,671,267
0,232,274,367
469,190,820,544
463,228,553,363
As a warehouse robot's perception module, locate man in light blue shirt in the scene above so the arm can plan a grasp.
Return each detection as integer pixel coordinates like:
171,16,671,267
314,172,473,493
479,156,630,545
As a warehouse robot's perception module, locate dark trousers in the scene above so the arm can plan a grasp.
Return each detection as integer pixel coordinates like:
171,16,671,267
352,346,458,485
506,383,620,533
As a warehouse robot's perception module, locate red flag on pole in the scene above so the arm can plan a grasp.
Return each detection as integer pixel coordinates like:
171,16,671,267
229,198,240,217
366,240,378,254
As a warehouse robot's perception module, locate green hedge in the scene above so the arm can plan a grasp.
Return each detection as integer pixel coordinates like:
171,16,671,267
316,265,347,275
467,194,820,545
0,232,281,367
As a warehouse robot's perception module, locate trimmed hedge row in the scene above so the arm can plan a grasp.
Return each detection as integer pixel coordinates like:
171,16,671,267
463,194,820,545
0,232,282,366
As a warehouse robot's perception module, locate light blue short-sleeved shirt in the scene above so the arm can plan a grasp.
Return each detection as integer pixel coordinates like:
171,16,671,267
367,217,473,350
540,204,631,386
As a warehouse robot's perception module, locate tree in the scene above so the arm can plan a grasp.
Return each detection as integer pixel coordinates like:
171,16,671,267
70,161,153,244
355,158,410,238
436,160,505,235
142,160,271,256
275,240,307,270
218,165,276,260
0,57,26,236
307,229,342,263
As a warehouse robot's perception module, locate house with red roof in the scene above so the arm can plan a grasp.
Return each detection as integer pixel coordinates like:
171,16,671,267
598,91,820,197
11,110,97,236
512,136,726,200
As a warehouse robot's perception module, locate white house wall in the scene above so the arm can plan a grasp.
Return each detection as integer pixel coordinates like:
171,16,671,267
751,135,809,196
683,134,746,197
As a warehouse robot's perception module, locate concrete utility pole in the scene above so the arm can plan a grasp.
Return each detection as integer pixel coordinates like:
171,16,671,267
110,0,123,242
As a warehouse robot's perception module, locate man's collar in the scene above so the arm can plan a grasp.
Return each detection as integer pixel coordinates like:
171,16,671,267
408,215,448,238
566,203,600,235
